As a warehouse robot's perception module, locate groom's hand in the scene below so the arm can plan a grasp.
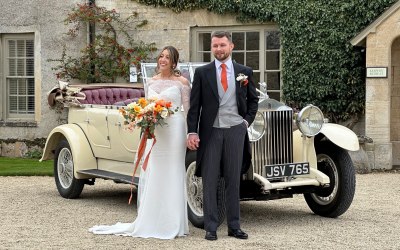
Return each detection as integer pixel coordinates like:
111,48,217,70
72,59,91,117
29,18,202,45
187,134,200,150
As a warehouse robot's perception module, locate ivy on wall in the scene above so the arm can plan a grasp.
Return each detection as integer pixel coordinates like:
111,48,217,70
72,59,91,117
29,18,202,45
134,0,397,125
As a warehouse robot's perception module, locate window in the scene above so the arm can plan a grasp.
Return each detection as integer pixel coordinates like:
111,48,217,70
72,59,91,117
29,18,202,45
141,62,207,86
0,34,35,121
191,26,281,100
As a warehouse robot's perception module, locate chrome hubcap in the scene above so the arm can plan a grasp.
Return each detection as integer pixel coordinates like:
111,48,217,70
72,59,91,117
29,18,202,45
186,162,203,216
57,148,74,189
311,154,339,205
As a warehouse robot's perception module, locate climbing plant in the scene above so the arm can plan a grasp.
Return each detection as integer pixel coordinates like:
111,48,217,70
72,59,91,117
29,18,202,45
133,0,396,125
49,3,157,83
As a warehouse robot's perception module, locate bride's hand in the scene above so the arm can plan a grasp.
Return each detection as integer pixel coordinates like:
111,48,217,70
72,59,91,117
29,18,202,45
187,134,200,150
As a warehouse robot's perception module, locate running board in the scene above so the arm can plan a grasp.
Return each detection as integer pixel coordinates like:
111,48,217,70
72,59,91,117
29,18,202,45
77,169,138,185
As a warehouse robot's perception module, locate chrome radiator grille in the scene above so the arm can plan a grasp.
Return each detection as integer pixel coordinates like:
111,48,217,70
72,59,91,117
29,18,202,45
251,110,293,176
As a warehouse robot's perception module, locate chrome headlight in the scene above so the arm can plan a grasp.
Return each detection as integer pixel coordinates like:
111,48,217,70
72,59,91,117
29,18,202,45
296,105,324,136
248,111,265,142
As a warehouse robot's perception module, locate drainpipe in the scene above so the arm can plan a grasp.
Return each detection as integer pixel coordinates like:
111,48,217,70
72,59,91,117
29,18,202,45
88,0,96,83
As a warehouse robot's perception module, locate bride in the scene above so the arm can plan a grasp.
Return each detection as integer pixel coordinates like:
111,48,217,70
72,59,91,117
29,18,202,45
89,46,191,239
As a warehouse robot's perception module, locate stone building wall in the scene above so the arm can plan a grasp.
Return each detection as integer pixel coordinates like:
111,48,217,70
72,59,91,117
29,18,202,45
96,0,242,62
0,0,244,157
364,7,400,169
0,0,85,157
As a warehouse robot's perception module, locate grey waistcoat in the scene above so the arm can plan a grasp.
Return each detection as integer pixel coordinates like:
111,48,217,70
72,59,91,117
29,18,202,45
213,72,243,128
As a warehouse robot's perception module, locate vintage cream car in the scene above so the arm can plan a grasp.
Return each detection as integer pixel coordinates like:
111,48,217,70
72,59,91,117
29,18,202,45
41,63,359,228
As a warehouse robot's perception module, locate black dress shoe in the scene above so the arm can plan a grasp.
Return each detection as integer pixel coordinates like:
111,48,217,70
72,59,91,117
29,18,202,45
205,231,218,241
228,228,248,239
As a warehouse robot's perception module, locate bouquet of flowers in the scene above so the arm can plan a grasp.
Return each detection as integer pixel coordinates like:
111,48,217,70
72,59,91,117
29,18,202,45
119,97,178,204
119,97,178,139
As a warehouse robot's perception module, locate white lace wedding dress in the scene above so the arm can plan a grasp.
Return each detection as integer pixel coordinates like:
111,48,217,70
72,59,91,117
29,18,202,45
89,79,190,239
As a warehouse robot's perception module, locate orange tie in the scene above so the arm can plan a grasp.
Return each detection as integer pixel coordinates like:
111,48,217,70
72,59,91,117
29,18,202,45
221,63,228,92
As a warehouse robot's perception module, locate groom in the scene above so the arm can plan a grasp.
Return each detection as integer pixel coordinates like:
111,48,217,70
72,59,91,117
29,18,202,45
187,31,258,240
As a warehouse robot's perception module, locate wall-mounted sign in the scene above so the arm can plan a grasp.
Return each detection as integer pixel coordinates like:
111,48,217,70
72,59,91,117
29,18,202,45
366,67,388,78
130,66,138,82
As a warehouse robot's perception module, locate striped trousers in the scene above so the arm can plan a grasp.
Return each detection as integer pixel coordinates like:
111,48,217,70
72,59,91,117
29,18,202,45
201,121,247,232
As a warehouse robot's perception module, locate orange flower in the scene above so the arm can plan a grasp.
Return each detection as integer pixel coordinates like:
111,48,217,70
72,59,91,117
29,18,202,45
155,99,166,107
155,99,172,108
154,104,164,113
138,97,147,107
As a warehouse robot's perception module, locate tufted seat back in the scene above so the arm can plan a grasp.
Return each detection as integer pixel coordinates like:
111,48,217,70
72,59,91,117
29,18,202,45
79,88,145,105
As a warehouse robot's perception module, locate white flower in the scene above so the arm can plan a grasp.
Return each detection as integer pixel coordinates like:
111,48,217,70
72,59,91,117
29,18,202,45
127,102,136,109
160,108,169,118
236,73,248,82
144,102,155,112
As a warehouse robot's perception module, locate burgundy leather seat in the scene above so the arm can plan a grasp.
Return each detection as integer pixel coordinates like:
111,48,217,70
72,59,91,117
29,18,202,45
79,88,144,105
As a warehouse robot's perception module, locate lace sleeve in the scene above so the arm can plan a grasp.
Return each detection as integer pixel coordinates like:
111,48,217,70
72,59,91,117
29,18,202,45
181,83,191,117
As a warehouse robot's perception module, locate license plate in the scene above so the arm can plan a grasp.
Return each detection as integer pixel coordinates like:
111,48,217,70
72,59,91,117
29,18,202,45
265,162,310,178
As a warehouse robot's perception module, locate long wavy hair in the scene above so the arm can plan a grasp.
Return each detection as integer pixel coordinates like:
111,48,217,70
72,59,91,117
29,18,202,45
155,46,181,76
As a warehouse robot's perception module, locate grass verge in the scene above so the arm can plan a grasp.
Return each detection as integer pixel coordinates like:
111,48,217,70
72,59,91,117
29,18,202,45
0,157,53,176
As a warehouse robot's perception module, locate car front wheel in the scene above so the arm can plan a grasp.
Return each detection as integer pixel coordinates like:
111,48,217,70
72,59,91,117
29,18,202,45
54,139,84,199
185,150,226,229
304,141,356,217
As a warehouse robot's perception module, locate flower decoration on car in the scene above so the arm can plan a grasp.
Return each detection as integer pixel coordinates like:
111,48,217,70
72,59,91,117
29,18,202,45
236,73,249,87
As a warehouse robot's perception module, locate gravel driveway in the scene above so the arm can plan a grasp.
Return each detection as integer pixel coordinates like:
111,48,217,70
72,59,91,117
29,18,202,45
1,172,399,250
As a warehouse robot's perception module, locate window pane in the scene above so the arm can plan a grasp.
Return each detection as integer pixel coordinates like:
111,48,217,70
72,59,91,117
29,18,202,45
17,40,25,57
246,32,259,50
253,72,260,85
266,51,280,70
27,78,35,95
232,52,244,65
197,52,211,62
8,40,16,57
9,96,17,113
247,52,259,70
19,79,27,95
18,96,27,112
265,72,280,90
28,96,35,113
266,31,280,50
18,59,25,76
9,59,16,76
268,91,281,100
232,32,244,50
199,33,211,51
26,40,34,57
9,79,18,94
26,58,34,76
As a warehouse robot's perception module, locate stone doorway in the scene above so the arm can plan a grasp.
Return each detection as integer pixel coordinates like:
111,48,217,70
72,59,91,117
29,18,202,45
391,36,400,167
